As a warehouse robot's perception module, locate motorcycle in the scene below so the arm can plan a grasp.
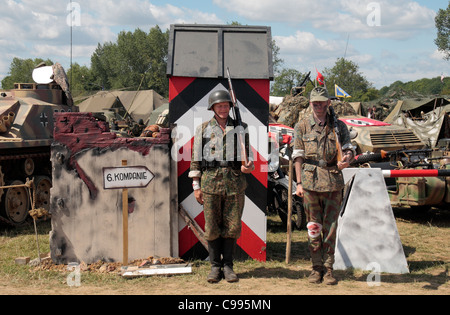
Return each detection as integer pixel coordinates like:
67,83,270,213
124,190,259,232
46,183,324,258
266,130,306,230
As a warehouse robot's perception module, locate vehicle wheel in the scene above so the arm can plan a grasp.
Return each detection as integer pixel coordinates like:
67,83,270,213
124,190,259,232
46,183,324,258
0,166,4,200
34,176,52,211
24,158,35,176
293,198,306,230
1,180,30,224
275,185,304,230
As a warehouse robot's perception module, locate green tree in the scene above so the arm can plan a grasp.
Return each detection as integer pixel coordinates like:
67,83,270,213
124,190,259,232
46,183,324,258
379,76,448,97
323,57,373,101
1,58,53,89
90,42,117,90
360,88,380,102
145,25,169,96
67,62,95,98
90,26,169,97
271,68,305,96
435,2,450,60
271,40,284,77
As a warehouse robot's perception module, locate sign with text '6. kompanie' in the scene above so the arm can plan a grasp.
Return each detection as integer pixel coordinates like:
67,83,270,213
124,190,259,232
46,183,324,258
103,166,154,190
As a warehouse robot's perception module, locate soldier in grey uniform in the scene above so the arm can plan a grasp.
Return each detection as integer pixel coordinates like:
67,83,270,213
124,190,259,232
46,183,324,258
293,87,355,285
189,90,254,283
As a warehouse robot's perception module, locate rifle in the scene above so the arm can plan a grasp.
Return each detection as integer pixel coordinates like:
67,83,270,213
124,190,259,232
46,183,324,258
226,67,248,166
329,106,343,163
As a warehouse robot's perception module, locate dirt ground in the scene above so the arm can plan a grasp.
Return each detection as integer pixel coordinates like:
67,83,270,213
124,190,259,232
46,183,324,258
0,209,448,296
0,262,447,295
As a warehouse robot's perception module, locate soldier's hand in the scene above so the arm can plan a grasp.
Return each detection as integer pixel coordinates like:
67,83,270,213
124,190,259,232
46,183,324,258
337,152,352,170
194,189,204,205
241,161,255,174
295,183,304,197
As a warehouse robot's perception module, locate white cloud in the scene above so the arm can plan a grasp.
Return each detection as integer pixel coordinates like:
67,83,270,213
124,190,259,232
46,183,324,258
213,0,337,22
430,49,447,61
274,31,342,56
0,0,445,90
214,0,436,40
33,44,97,59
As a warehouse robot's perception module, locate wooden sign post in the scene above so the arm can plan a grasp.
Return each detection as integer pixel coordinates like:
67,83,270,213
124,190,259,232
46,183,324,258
103,161,154,266
285,158,293,264
122,160,129,266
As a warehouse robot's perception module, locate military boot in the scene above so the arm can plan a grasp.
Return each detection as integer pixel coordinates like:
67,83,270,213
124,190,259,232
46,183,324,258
308,265,323,284
323,267,338,285
222,238,238,283
207,238,223,283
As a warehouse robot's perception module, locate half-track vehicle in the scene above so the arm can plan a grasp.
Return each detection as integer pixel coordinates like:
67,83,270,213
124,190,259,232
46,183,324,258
0,64,75,225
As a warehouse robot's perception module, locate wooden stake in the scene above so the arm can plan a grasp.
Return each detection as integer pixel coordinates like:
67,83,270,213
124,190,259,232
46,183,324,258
285,157,293,264
122,160,128,266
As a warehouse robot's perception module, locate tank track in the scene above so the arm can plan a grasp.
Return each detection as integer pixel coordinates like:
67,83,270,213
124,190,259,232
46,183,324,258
0,152,49,161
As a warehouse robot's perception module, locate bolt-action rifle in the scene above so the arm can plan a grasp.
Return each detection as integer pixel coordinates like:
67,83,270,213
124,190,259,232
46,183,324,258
329,106,343,163
226,67,248,166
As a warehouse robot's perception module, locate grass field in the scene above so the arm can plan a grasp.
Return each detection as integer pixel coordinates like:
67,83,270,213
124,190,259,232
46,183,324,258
0,207,448,295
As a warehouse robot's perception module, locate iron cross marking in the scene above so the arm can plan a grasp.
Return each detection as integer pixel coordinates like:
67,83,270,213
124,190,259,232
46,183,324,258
40,112,48,127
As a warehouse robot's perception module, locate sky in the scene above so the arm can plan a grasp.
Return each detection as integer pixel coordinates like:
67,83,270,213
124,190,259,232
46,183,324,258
0,0,448,89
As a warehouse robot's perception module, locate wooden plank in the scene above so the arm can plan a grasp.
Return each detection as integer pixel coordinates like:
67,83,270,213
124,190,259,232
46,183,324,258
178,204,208,251
121,264,192,278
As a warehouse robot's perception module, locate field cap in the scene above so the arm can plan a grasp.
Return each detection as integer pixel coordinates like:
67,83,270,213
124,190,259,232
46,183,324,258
310,87,329,102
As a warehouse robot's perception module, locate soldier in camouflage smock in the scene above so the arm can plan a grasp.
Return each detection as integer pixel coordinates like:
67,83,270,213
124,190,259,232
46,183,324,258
189,90,254,283
293,87,355,285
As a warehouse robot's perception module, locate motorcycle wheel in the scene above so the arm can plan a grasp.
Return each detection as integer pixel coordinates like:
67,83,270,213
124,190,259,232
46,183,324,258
274,185,306,231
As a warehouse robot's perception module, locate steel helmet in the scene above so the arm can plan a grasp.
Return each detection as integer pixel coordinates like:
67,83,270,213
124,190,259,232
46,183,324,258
208,90,232,110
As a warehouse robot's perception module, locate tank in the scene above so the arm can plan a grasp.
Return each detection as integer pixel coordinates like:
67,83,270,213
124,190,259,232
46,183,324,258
0,63,75,225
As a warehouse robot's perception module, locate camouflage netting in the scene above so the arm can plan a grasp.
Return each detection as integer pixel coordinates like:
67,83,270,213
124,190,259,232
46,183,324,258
271,94,309,127
270,94,357,128
331,100,358,117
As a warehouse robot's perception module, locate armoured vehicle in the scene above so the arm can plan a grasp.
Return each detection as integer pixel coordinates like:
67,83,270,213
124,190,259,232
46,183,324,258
339,115,425,155
0,64,75,225
384,97,450,148
350,126,450,210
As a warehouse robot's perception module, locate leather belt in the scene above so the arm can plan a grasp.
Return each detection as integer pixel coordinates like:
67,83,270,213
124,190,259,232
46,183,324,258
202,160,240,170
304,158,336,168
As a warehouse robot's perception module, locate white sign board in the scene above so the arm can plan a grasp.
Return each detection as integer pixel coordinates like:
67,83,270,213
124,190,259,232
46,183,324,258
103,166,154,189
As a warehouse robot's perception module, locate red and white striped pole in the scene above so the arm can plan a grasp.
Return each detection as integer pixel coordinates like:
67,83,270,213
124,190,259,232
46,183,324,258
382,169,450,178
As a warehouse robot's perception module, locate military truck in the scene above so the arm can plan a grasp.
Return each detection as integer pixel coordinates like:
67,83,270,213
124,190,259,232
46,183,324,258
0,64,75,225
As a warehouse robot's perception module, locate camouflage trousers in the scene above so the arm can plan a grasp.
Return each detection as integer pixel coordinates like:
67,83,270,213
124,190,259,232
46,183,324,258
303,189,343,268
202,192,245,241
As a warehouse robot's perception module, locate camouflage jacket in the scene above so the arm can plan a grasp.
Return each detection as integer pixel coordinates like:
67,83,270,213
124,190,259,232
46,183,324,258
189,116,250,195
293,114,351,192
